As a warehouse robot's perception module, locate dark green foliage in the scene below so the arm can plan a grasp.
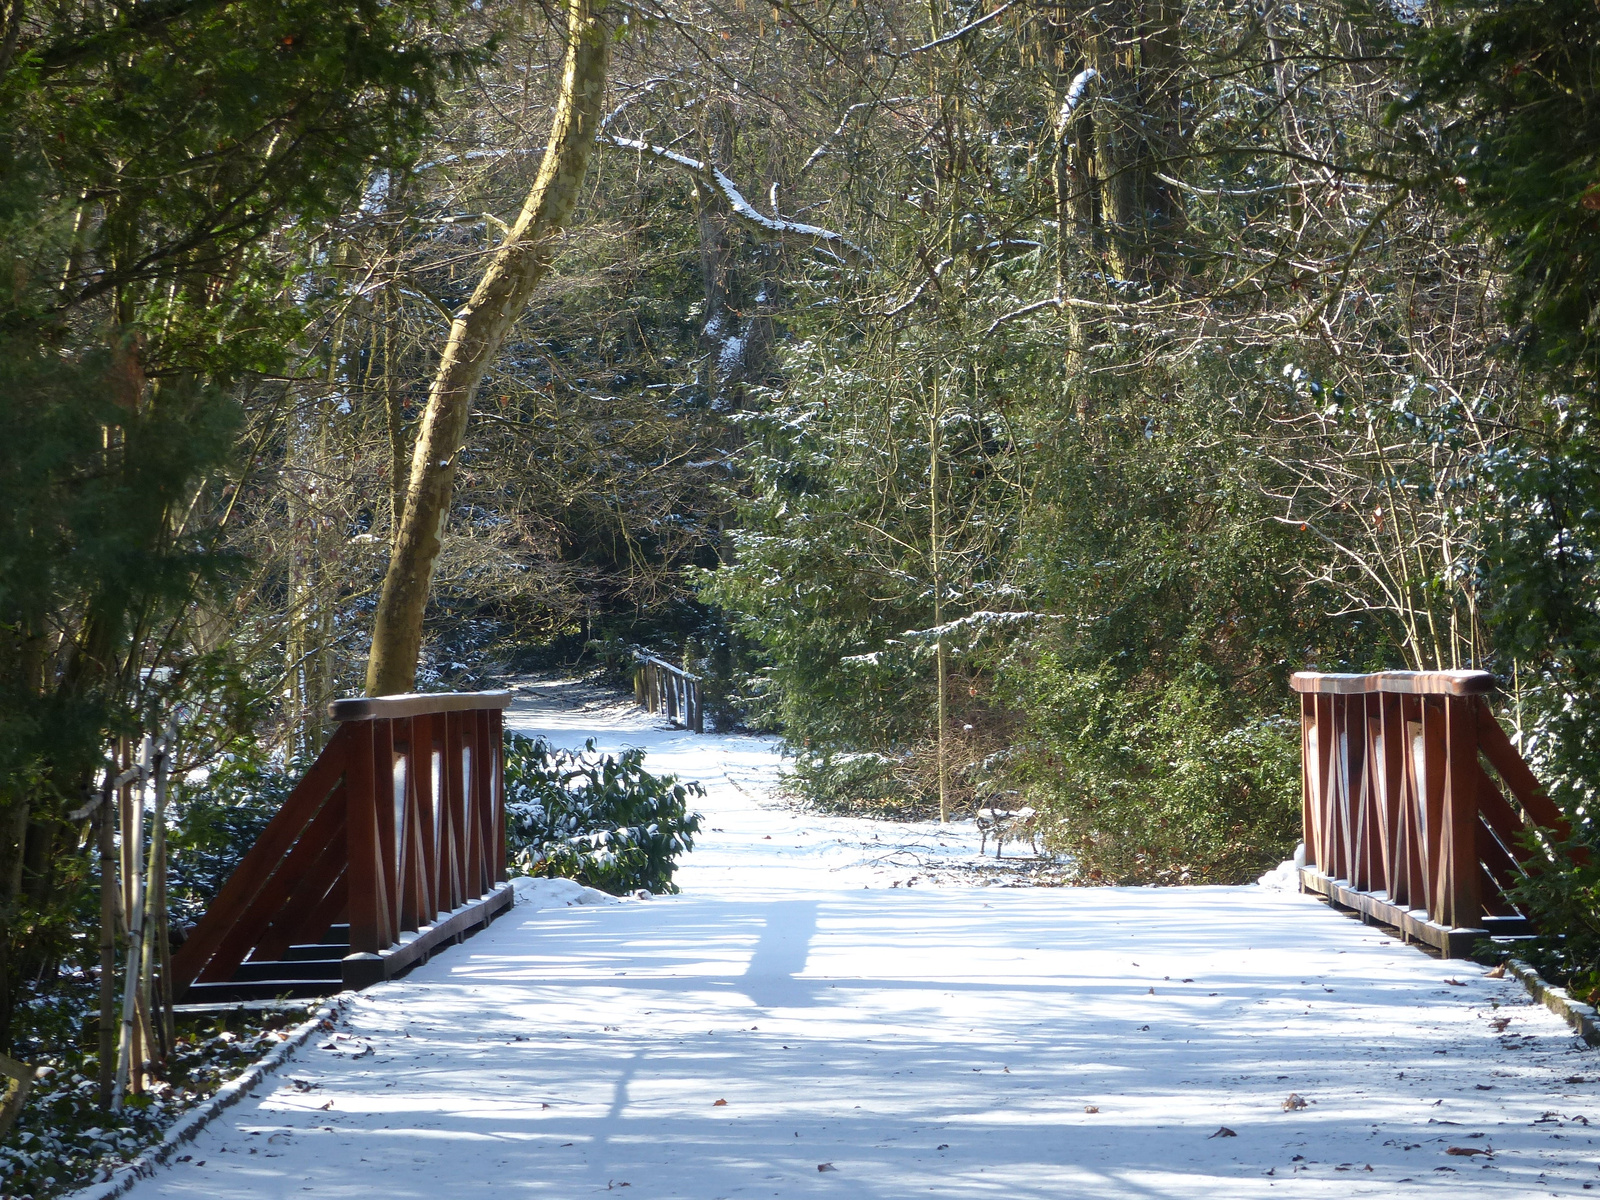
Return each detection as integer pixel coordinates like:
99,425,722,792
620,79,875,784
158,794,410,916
0,989,320,1200
502,734,702,895
165,750,294,928
1398,0,1600,989
0,0,468,1058
1397,0,1600,391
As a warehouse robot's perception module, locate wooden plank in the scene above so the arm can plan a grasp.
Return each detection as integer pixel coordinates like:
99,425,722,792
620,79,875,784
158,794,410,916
295,865,349,950
491,707,507,881
442,710,465,913
1299,868,1486,957
1474,762,1527,848
250,812,349,963
1475,702,1569,834
415,713,440,922
463,710,484,899
1440,695,1482,930
342,883,515,990
1476,808,1523,903
328,691,513,722
473,708,495,894
345,718,384,956
1354,697,1382,891
1300,695,1316,872
1377,696,1405,903
1314,694,1337,878
195,783,350,983
397,722,420,934
375,719,400,946
1334,696,1360,886
170,726,350,991
1419,700,1447,921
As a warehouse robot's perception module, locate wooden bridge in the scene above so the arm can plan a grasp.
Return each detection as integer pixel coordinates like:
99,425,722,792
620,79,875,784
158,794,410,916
1293,669,1569,957
166,667,1568,1010
170,691,514,1002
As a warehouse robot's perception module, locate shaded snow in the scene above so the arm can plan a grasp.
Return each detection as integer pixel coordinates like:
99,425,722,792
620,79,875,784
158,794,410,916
111,680,1598,1199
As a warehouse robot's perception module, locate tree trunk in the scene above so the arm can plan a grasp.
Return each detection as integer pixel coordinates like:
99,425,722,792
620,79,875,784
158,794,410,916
366,0,612,695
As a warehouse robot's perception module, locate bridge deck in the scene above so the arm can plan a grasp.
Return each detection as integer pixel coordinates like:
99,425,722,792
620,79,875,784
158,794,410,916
120,683,1597,1199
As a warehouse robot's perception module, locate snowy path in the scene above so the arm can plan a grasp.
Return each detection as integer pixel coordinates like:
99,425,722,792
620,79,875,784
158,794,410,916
121,680,1598,1199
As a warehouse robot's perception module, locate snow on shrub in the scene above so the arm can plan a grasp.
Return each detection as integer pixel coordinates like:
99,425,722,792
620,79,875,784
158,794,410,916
503,734,702,895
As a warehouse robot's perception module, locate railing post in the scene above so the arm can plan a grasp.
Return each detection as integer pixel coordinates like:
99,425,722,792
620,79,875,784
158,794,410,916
1441,694,1481,930
344,718,386,987
490,705,506,882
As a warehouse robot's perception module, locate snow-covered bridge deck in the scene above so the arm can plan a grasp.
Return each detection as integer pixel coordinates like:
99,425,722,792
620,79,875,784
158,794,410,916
119,683,1597,1199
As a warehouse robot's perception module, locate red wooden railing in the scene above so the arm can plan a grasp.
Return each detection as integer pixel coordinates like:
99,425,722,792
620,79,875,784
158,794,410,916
1292,670,1568,956
171,691,514,1000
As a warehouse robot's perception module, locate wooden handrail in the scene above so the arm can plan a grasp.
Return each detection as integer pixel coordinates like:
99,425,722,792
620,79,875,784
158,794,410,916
1291,670,1494,696
1294,669,1562,956
170,692,513,998
633,652,704,733
328,690,514,721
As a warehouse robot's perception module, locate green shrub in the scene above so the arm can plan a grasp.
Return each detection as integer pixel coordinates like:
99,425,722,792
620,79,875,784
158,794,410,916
166,749,294,927
1011,663,1301,885
503,734,702,895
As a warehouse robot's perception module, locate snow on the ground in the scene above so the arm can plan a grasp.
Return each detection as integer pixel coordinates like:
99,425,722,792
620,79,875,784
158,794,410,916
507,678,1058,889
114,679,1598,1199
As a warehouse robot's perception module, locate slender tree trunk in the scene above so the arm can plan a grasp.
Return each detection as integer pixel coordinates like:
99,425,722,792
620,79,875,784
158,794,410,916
930,381,948,824
97,771,117,1106
366,0,612,695
384,286,407,543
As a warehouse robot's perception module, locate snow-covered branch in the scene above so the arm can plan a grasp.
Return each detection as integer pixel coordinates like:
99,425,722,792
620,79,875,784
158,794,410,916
901,610,1053,644
799,96,913,179
602,135,873,265
895,0,1022,58
1056,68,1098,136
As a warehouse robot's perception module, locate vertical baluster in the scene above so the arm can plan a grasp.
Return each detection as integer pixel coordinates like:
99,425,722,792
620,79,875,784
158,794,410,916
463,709,482,899
478,706,496,891
1354,694,1381,891
1317,694,1341,881
374,718,402,947
1399,695,1428,914
490,706,506,882
1378,694,1406,905
1441,695,1482,929
345,719,386,961
1418,697,1448,923
443,710,465,912
407,713,437,926
1300,692,1316,875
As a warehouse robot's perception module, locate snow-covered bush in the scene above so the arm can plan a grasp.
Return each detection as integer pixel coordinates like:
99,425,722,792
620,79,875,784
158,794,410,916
503,734,702,895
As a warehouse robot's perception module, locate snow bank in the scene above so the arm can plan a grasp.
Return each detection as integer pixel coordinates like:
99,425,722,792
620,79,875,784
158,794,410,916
1256,842,1305,891
508,875,621,911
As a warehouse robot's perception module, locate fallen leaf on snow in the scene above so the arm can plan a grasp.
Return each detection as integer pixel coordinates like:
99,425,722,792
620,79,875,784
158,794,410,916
1486,964,1506,978
1446,1146,1490,1157
1084,1105,1099,1114
817,1162,837,1172
1209,1127,1238,1138
1283,1094,1309,1111
1444,978,1467,987
713,1099,728,1106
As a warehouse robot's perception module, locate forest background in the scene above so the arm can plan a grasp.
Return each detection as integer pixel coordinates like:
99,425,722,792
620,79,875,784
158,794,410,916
2,0,1599,1105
